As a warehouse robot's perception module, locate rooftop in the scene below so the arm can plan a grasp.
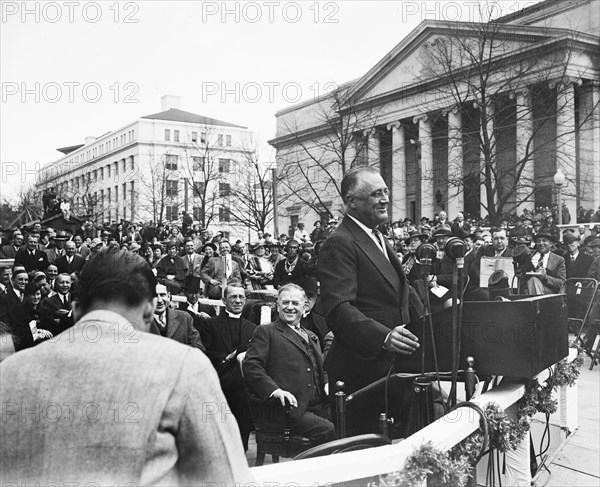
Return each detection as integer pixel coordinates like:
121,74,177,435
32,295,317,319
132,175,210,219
140,108,247,129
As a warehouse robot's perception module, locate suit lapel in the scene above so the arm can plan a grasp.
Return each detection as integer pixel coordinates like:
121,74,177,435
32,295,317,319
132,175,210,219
343,217,401,294
166,309,181,338
276,321,308,357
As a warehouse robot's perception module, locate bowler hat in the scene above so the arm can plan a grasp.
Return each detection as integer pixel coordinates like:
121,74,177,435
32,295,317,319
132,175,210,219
562,232,580,245
183,275,202,292
54,230,69,241
432,225,453,237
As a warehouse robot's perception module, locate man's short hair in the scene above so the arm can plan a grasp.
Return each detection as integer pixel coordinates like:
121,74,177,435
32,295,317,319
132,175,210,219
277,283,307,302
340,166,380,200
223,282,245,298
77,248,157,315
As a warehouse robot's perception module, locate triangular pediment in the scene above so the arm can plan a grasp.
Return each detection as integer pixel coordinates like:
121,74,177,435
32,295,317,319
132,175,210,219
346,20,572,104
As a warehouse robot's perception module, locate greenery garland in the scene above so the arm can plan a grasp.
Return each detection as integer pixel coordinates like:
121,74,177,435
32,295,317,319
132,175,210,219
374,348,584,487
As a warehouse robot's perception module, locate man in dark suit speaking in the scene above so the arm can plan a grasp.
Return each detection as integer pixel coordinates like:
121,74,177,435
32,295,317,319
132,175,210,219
318,165,419,436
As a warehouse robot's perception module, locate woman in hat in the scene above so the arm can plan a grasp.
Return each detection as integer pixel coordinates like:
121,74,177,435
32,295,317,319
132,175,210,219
199,242,218,270
245,242,274,290
538,214,560,243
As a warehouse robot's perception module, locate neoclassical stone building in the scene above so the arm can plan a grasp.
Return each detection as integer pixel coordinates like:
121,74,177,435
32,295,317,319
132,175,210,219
270,0,599,229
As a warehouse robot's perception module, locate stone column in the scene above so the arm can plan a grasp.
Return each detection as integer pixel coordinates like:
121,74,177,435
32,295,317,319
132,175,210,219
387,121,407,220
515,89,535,214
477,101,496,219
575,80,599,217
555,80,577,223
364,128,381,167
414,114,434,220
447,107,463,218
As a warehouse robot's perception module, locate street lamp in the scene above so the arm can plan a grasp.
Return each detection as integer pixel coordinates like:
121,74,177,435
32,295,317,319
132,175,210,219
554,169,566,225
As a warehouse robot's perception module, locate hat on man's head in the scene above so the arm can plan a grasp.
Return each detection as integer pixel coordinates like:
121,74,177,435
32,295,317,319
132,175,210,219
54,230,69,241
183,275,202,292
129,242,140,252
405,230,425,244
562,231,580,245
420,216,429,222
432,225,453,237
513,235,532,245
534,231,555,242
587,237,600,248
250,241,265,252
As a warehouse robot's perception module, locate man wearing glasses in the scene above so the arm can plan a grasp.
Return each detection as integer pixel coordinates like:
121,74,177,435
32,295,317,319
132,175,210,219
318,165,418,437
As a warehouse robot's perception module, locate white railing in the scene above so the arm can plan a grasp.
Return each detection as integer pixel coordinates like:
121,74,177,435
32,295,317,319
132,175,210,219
250,349,579,486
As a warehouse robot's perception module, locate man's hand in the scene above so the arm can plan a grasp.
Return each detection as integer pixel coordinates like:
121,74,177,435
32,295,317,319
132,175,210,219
270,388,298,407
384,325,419,355
210,279,219,286
538,267,547,281
198,311,210,320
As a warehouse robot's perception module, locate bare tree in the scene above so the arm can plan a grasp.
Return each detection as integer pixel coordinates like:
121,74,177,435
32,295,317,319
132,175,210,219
275,83,382,217
228,142,275,234
138,151,170,224
179,128,231,228
416,5,598,224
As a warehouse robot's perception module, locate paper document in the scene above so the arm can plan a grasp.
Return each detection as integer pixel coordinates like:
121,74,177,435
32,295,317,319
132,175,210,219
480,256,515,288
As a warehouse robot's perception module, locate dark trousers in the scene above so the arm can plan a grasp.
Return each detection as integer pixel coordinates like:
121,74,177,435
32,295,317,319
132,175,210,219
293,403,336,446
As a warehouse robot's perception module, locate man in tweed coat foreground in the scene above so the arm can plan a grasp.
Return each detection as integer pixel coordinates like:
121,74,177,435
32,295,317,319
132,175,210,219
0,248,253,486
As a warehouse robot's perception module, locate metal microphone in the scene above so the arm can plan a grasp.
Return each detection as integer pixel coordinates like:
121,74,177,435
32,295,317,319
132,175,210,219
444,237,466,269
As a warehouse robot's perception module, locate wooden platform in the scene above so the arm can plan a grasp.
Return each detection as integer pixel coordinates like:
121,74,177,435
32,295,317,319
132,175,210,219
534,355,599,487
245,355,599,484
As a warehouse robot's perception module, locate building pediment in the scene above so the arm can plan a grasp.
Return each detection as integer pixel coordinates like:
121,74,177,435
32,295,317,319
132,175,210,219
345,20,583,106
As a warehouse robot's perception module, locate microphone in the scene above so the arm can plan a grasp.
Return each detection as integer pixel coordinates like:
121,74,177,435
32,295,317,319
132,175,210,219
415,243,436,275
444,237,466,269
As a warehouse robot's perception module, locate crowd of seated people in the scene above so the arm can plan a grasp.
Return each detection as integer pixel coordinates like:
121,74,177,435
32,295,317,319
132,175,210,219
2,208,600,469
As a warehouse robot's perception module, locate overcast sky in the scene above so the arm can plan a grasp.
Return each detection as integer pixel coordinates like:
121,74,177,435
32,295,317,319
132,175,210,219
1,0,543,202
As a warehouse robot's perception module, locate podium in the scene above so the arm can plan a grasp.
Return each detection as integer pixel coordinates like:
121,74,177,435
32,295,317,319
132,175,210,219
397,294,569,378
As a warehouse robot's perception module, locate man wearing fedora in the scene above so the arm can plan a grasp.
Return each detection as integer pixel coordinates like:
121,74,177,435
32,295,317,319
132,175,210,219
45,230,69,264
563,232,594,278
522,232,566,295
178,275,216,333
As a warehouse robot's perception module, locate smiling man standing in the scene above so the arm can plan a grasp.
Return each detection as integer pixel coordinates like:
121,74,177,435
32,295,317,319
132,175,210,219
318,165,419,436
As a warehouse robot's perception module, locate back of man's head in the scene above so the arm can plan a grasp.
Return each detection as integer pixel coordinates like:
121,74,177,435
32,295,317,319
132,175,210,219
77,248,157,316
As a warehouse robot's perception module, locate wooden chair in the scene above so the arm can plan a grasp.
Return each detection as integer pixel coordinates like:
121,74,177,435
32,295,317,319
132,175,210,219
238,352,312,466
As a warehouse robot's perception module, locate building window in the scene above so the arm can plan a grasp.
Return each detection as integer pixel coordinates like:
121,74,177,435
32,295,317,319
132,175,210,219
166,179,178,197
200,132,206,143
192,156,204,171
219,182,230,197
122,159,127,173
107,164,111,178
165,154,178,170
166,205,178,221
107,187,111,203
115,185,119,202
219,206,230,222
191,131,198,142
130,181,135,201
217,134,223,146
130,156,135,171
174,130,180,142
114,161,119,177
165,129,171,141
194,182,205,196
226,134,232,146
123,183,127,200
218,158,231,173
193,206,203,221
